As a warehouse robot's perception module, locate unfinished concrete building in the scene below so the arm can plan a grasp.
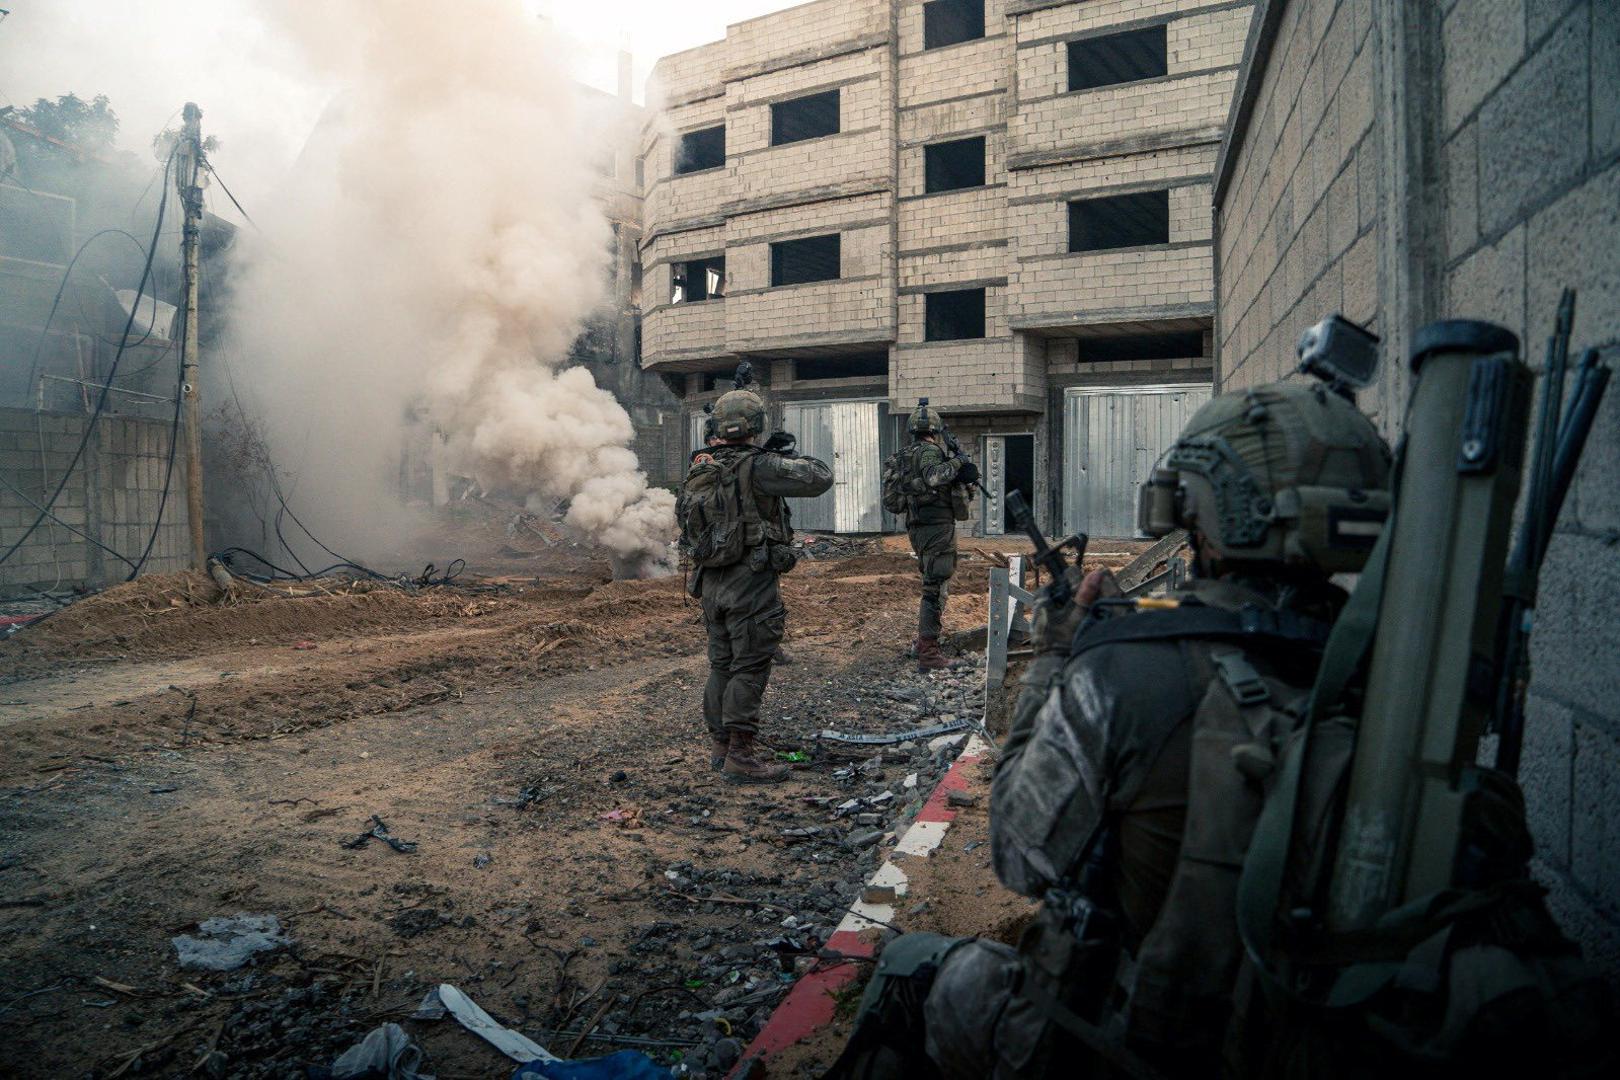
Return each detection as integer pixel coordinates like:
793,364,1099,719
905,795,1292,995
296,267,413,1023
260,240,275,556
1216,0,1619,974
640,0,1253,535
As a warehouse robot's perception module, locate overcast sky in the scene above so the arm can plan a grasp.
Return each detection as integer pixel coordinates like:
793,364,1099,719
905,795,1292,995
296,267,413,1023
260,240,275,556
0,0,804,217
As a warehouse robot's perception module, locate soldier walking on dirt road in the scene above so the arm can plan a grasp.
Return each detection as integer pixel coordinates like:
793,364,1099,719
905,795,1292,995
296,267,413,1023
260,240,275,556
888,402,978,672
680,388,832,783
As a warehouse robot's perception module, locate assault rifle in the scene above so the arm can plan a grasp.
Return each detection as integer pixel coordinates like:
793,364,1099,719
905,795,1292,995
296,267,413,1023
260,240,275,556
1006,490,1088,608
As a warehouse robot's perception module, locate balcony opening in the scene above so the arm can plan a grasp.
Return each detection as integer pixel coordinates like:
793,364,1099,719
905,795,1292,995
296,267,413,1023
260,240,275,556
675,125,725,175
1068,190,1170,253
925,288,986,341
923,0,985,50
1067,24,1168,92
795,355,887,381
1075,329,1206,362
924,136,986,194
771,89,840,146
671,256,726,304
771,234,841,286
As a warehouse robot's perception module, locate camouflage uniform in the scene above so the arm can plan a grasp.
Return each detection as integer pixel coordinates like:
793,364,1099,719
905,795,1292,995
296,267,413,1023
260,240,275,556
902,440,961,640
923,576,1340,1078
697,445,832,739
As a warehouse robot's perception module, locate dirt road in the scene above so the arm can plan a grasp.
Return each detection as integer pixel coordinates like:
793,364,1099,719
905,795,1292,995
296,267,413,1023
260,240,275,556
0,550,1035,1078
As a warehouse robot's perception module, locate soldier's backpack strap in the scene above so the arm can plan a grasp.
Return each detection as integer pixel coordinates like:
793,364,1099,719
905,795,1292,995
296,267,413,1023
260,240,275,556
1067,603,1332,660
1235,525,1393,1002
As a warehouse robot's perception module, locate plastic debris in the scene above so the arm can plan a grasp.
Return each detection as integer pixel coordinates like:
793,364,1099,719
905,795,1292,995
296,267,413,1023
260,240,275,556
342,815,418,853
438,982,557,1063
330,1022,434,1080
411,987,449,1021
171,914,290,971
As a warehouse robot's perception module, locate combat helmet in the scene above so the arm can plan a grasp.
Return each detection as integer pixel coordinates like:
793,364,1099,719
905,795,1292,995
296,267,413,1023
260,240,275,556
712,388,767,440
1138,381,1393,574
908,397,941,436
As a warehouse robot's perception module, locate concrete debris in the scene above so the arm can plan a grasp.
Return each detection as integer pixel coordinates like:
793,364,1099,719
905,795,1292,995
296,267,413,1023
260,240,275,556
171,914,290,971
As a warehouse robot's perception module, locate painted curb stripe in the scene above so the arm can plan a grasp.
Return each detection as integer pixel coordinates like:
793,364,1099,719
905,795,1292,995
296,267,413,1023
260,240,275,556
731,735,990,1074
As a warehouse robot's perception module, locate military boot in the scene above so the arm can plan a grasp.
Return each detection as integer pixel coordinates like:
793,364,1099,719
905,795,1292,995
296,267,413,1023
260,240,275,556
916,636,955,672
709,733,730,772
723,731,789,784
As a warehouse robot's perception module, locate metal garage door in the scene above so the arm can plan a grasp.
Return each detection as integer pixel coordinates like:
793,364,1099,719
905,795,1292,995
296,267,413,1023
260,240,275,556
781,399,886,533
1062,384,1211,538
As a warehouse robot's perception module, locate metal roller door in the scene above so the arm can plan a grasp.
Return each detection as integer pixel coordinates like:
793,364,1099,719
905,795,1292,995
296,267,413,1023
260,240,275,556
781,399,886,533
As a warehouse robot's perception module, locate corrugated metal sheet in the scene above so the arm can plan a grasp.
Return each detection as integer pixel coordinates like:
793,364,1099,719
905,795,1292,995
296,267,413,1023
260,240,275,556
782,402,836,532
689,410,708,454
782,398,886,533
1063,384,1211,538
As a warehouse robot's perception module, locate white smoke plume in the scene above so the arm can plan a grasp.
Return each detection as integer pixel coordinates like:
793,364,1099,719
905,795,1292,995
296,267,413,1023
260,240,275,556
224,0,676,575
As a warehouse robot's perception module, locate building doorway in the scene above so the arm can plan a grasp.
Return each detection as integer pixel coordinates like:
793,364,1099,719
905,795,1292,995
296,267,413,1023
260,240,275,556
981,433,1035,536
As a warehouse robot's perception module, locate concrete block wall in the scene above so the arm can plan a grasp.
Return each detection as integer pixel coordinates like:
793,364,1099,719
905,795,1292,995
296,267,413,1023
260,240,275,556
1008,1,1247,160
1215,0,1381,412
897,0,1013,108
1011,245,1213,326
1215,0,1620,976
724,0,891,80
0,407,189,593
728,48,894,206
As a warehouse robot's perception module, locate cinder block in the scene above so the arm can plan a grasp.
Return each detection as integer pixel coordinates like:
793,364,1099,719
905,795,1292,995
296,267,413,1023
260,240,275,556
1477,9,1588,236
1445,122,1479,256
1446,223,1525,328
1519,692,1575,865
1525,159,1620,353
1595,0,1620,160
1571,715,1620,910
1529,531,1620,724
1442,0,1526,134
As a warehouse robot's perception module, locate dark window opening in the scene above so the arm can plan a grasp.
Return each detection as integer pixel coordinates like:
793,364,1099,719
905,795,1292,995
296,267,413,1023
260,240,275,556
771,90,840,146
925,288,986,341
1067,25,1168,92
924,136,986,193
633,320,642,363
1075,330,1206,363
634,155,646,187
771,234,841,286
924,0,985,50
630,259,643,306
675,125,725,174
795,355,887,381
1068,190,1170,252
700,372,736,393
672,256,725,303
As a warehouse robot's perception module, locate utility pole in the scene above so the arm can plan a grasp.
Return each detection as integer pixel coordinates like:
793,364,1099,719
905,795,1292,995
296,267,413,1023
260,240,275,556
176,102,207,569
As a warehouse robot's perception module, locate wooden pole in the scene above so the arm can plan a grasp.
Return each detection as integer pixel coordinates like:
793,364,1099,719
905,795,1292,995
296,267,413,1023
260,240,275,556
177,102,207,569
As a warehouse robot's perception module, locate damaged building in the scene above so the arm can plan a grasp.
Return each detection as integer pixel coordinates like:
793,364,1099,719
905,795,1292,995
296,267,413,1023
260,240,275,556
638,0,1252,535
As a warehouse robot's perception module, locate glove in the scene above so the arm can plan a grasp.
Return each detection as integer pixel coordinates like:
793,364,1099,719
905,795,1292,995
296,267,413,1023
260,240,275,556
955,460,981,486
1031,568,1120,656
764,431,797,455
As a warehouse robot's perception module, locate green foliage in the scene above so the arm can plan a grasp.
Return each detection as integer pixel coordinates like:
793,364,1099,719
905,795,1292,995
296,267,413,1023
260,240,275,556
17,92,119,152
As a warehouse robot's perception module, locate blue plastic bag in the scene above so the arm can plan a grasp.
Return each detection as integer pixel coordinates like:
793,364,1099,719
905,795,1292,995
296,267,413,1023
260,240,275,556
512,1050,674,1080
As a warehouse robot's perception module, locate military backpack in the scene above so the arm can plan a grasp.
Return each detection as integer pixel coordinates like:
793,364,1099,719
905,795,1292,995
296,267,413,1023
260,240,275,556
681,448,792,571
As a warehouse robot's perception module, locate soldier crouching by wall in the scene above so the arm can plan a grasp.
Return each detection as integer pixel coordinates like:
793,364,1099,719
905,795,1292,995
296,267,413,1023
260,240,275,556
833,381,1378,1075
680,388,832,783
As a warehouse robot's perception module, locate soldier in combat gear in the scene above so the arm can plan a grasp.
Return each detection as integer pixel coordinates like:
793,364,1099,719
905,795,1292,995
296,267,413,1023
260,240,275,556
681,387,831,782
898,401,978,671
830,379,1397,1078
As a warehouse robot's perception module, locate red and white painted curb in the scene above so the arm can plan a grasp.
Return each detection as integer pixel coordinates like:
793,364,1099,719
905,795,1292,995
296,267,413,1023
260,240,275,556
732,732,992,1073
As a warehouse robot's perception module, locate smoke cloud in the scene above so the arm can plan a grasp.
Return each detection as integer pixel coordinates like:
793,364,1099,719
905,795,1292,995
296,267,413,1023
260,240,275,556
221,0,676,575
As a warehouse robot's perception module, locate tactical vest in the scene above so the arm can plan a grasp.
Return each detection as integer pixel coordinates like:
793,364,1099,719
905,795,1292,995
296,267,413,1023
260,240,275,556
680,448,792,570
897,442,967,523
